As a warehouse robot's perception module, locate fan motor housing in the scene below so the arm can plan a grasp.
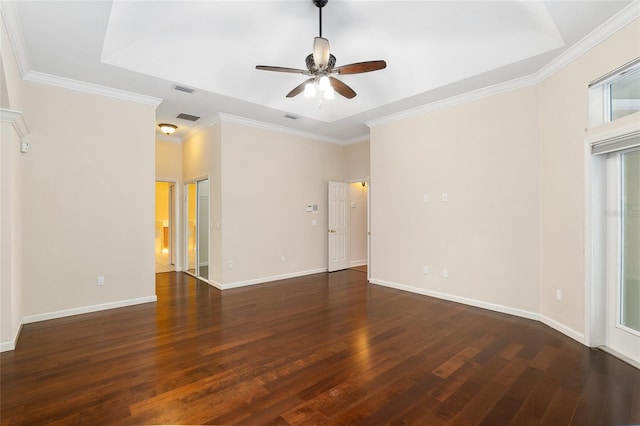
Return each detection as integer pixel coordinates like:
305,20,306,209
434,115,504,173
313,0,328,8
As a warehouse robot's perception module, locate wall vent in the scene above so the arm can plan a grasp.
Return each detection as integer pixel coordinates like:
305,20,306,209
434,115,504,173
176,113,201,122
173,84,195,94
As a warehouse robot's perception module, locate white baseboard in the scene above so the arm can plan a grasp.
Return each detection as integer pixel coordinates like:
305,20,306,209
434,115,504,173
222,268,328,290
538,314,586,345
21,295,157,325
349,259,368,267
0,322,23,353
369,278,585,346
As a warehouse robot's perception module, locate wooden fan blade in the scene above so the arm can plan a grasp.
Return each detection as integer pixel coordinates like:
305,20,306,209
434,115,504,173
256,65,310,75
334,60,386,75
286,79,313,98
329,77,356,99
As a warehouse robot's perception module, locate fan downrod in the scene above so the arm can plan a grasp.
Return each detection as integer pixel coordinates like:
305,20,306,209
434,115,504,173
313,0,328,8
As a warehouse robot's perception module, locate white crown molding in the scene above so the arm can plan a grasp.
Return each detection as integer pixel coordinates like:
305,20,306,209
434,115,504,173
367,73,540,128
0,108,29,139
23,71,163,107
537,1,640,81
156,134,182,144
182,115,221,142
0,1,31,77
367,2,640,130
218,112,344,145
344,134,370,145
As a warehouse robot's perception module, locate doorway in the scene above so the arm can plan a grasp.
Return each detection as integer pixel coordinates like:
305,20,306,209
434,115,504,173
591,139,640,366
185,179,209,280
155,181,175,273
349,181,369,274
327,180,369,273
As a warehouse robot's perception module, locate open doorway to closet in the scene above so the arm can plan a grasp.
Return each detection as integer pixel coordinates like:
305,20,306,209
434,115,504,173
155,181,176,273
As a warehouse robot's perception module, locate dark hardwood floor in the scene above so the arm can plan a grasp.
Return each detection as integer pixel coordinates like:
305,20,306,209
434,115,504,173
2,271,639,425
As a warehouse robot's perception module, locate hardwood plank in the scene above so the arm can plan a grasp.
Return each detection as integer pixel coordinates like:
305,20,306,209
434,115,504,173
1,271,639,425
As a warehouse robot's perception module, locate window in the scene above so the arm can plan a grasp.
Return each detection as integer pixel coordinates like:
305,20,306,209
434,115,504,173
589,59,640,127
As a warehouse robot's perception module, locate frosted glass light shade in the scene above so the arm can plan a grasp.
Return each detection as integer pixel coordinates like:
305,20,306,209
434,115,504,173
319,75,330,91
313,37,330,69
159,123,177,135
323,86,335,100
304,82,316,98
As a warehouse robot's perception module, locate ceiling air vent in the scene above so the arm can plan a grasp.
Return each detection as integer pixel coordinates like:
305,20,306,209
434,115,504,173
176,113,201,122
284,114,299,120
173,84,195,94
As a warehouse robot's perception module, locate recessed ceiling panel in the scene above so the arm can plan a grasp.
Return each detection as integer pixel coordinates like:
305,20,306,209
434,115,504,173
101,1,565,122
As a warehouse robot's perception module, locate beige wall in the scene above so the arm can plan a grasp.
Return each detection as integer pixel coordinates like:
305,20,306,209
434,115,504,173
349,182,368,265
220,121,345,286
182,123,222,283
345,140,370,181
1,17,25,348
369,18,639,341
156,139,182,181
538,19,640,334
19,82,157,317
155,140,182,268
370,85,541,314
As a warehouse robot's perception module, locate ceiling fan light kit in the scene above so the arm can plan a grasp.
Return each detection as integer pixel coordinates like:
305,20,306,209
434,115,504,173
256,0,386,103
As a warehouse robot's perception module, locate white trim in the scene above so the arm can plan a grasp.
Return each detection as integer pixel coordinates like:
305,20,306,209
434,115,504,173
366,74,540,128
598,345,640,371
367,2,640,130
538,2,640,82
221,268,327,290
586,116,640,146
370,278,539,320
539,314,586,345
23,71,163,107
21,296,157,324
349,259,367,268
0,108,29,139
369,278,586,345
0,1,30,77
156,134,182,144
344,134,370,145
218,113,344,145
0,322,23,353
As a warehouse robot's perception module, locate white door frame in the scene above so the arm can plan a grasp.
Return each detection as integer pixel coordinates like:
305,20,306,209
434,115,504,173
586,128,640,368
184,176,209,279
156,179,180,271
346,178,370,279
328,181,350,272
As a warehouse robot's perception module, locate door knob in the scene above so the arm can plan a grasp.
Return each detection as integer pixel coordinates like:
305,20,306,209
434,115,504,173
328,229,336,233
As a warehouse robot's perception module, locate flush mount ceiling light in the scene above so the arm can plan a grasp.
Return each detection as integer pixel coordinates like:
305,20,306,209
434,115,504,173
159,123,177,135
256,0,386,102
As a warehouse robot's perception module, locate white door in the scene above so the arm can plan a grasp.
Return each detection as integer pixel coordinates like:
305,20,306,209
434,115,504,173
605,149,640,363
328,181,350,272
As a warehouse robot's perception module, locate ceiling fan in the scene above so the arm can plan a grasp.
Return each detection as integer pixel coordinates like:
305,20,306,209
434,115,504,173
256,0,386,100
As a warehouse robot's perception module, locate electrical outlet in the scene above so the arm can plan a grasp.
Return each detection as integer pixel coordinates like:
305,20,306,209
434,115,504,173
281,255,286,262
423,194,429,203
97,276,105,286
556,289,563,301
442,193,448,202
228,261,234,270
442,269,449,278
423,265,429,274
